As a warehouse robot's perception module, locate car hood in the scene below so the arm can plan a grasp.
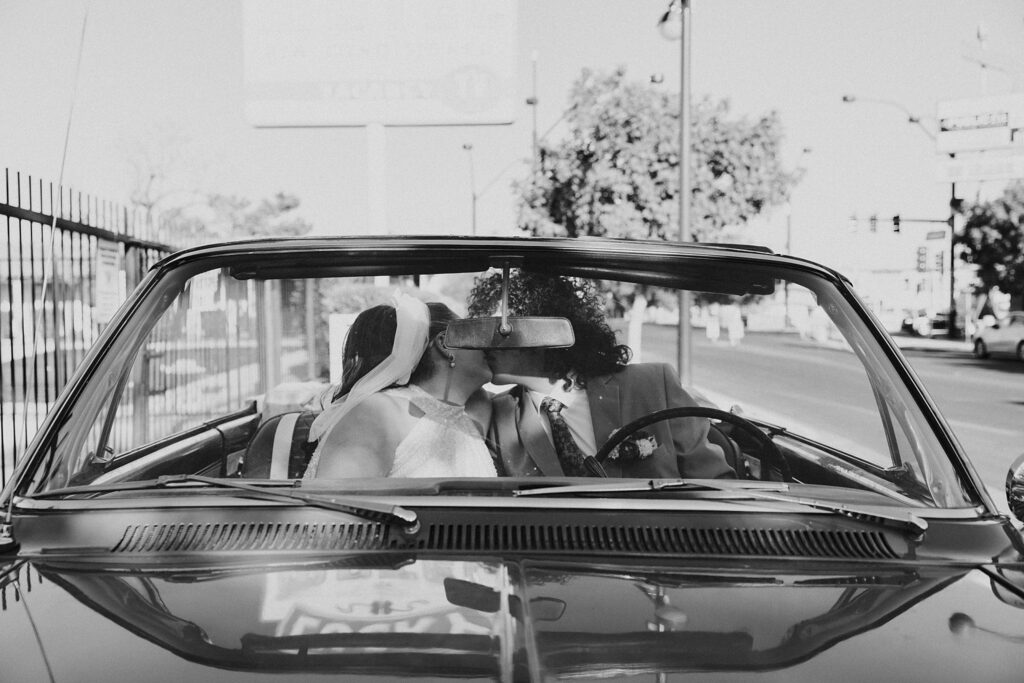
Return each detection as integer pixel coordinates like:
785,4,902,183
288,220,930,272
2,555,1023,682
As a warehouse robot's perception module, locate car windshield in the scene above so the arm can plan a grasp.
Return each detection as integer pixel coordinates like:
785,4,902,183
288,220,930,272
8,2,1014,517
25,245,971,509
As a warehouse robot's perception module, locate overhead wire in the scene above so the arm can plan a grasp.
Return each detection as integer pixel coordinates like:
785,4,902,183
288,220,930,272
6,5,90,519
474,107,572,202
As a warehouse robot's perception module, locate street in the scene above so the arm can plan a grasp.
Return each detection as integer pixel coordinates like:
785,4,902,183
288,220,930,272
637,325,1023,504
896,342,1024,494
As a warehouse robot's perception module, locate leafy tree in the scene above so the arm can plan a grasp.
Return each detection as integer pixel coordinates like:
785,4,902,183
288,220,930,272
127,142,312,245
518,67,795,242
515,67,798,354
205,192,312,240
956,181,1024,309
153,192,312,244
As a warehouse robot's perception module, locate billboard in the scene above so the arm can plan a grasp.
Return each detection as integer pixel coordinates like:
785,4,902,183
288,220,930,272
243,0,517,127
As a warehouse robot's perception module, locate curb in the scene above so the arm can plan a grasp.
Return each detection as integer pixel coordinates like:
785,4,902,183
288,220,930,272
891,335,972,354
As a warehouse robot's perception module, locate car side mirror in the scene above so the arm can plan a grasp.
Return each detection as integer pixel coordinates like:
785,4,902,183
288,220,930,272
1006,453,1024,523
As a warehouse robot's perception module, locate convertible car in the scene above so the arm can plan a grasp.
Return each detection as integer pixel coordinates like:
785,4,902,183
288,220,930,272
2,236,1023,681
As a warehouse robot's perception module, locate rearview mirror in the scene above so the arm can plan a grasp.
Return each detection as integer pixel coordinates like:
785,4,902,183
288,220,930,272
444,578,566,621
445,316,575,349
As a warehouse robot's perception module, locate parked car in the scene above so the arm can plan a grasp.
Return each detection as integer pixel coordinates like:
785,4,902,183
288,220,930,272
901,309,950,338
973,311,1024,361
2,236,1022,681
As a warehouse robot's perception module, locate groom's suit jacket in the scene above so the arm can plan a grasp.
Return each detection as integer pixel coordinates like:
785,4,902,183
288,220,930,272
488,363,734,479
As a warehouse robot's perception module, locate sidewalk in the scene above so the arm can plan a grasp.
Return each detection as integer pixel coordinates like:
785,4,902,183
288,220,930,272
763,329,973,355
889,333,972,354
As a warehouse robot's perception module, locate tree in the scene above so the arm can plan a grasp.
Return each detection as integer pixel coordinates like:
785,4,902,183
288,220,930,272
956,180,1024,310
135,191,312,245
204,192,312,240
515,67,798,354
518,67,796,242
127,137,312,245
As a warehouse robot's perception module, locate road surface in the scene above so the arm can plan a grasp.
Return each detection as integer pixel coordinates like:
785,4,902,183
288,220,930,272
637,325,1023,505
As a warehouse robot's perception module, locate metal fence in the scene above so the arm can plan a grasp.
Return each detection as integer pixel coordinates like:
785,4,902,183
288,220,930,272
1,169,173,486
105,270,266,455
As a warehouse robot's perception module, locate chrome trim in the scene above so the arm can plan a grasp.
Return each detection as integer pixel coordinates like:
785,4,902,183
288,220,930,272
12,491,987,519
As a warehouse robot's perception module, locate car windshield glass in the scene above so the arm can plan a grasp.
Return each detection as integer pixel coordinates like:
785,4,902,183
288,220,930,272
10,3,1011,517
27,253,971,509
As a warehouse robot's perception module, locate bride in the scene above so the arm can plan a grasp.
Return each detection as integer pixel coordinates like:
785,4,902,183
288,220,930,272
304,293,497,479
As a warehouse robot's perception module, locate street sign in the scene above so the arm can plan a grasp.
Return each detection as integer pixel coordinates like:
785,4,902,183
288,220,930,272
937,150,1024,183
94,242,124,324
926,230,946,240
936,94,1024,154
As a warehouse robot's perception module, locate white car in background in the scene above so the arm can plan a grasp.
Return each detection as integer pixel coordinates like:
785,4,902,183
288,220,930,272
973,311,1024,361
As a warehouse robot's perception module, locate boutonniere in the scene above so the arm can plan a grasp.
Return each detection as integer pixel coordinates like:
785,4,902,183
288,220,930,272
607,429,659,463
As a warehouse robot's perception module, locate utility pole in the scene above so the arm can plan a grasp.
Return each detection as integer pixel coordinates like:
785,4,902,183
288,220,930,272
461,143,477,236
527,51,539,169
658,0,692,385
784,147,812,327
841,94,961,339
949,182,959,338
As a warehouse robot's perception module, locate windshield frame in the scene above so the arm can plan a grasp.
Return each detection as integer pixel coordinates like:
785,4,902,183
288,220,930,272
1,236,994,513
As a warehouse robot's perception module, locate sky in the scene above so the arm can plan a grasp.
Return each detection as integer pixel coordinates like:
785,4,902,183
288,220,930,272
2,0,1023,279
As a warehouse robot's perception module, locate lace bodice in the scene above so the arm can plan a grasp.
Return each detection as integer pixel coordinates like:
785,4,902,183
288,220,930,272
304,384,496,478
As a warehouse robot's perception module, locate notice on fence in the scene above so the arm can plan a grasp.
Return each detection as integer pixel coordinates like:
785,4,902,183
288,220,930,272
95,243,123,324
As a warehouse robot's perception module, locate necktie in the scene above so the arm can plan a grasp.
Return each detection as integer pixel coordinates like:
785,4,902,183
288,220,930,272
540,396,590,476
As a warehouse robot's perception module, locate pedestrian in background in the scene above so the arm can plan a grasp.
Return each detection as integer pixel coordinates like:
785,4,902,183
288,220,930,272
706,302,721,342
724,301,744,347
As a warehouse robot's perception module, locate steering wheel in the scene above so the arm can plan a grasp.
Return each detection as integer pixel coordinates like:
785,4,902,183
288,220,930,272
588,407,792,482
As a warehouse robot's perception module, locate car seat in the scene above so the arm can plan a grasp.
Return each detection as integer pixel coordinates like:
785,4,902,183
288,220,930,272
237,411,320,479
705,422,743,476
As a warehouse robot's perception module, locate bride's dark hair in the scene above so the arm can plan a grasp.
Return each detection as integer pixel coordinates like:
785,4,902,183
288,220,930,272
333,301,458,402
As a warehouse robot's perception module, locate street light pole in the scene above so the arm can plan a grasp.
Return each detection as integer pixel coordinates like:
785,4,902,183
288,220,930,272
840,95,936,142
659,0,692,386
527,51,539,169
462,143,477,236
949,181,959,337
784,147,812,326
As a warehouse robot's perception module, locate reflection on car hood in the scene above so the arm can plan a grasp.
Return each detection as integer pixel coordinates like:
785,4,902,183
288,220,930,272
2,556,1023,681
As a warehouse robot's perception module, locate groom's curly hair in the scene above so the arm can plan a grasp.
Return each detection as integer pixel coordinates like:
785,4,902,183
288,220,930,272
467,270,631,389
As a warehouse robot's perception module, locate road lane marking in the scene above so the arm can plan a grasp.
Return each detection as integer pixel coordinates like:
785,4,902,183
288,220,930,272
947,419,1022,438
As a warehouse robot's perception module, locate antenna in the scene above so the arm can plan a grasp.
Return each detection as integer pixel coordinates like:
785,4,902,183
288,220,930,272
4,7,90,533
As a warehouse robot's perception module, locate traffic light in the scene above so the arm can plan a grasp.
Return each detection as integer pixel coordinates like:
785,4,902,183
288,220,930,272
935,252,944,274
869,214,878,232
892,215,900,232
916,246,928,272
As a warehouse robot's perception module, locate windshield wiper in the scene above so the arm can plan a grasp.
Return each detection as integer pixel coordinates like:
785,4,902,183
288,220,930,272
741,489,928,536
514,479,788,497
26,474,420,533
515,479,927,536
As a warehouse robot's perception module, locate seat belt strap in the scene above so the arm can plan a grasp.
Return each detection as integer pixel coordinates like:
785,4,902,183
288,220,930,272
270,412,299,479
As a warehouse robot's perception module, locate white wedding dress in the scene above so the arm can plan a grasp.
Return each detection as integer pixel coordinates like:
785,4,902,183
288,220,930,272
304,384,496,478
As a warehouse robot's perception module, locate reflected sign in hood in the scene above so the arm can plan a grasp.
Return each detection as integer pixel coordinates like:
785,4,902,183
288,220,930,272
2,556,1024,682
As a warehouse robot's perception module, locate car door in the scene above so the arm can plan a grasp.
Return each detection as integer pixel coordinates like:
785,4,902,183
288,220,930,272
1005,313,1024,356
990,315,1013,353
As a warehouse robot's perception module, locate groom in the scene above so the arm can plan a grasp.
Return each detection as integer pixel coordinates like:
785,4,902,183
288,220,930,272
467,271,735,480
